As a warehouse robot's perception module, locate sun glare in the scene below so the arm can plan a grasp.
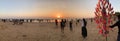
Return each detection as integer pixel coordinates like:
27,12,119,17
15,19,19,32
57,15,61,18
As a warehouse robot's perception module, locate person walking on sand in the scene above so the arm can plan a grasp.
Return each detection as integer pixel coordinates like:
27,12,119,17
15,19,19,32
60,19,65,33
81,18,87,39
109,15,120,41
69,20,73,31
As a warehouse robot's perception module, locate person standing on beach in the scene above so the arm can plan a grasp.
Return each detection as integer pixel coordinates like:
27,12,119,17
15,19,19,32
55,19,58,26
69,20,73,31
109,15,120,41
19,19,24,25
81,18,87,39
76,19,80,26
2,19,6,23
30,19,33,23
60,19,66,33
91,18,93,22
13,19,18,25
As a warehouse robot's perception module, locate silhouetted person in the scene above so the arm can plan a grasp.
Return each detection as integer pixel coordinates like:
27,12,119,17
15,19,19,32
81,18,87,39
13,19,18,25
63,19,67,27
77,19,80,23
109,15,120,41
46,19,49,22
60,19,66,33
19,19,24,25
26,19,29,23
2,19,6,23
30,19,33,23
55,19,58,26
69,20,73,31
76,19,80,25
91,18,93,22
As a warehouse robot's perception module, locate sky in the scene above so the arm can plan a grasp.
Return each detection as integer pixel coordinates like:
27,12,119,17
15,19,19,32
0,0,120,18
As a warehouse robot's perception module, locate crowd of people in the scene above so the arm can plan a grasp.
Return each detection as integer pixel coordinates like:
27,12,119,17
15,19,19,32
0,18,89,39
54,18,88,39
54,14,120,41
0,18,92,40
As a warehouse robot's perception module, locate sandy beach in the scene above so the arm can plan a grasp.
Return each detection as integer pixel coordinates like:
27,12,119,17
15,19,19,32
0,20,118,41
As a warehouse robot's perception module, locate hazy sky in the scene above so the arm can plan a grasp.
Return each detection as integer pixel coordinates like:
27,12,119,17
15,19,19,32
0,0,120,18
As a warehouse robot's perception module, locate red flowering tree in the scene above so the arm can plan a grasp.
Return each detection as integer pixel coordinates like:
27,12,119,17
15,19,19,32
94,0,114,39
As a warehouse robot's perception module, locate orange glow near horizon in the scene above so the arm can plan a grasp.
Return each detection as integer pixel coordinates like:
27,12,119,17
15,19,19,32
57,15,61,18
51,11,64,18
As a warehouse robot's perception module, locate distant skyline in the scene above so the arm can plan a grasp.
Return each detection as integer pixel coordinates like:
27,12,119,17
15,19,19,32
0,0,120,18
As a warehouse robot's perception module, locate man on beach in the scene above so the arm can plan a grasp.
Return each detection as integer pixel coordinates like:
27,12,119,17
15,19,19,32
109,15,120,41
55,19,58,26
60,19,66,33
69,20,73,31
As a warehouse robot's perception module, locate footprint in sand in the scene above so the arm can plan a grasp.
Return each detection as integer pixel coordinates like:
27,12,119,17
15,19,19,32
22,35,27,37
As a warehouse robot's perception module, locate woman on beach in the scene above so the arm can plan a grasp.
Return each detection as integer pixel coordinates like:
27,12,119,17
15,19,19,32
81,18,87,39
